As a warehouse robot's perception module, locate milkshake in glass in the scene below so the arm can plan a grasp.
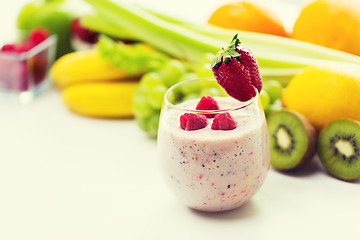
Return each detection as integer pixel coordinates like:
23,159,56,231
158,78,270,212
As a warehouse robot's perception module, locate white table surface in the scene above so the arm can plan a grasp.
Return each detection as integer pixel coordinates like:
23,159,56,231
0,1,359,239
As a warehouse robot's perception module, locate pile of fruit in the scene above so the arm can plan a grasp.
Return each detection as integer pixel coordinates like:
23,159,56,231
11,0,360,181
207,0,360,182
267,66,360,181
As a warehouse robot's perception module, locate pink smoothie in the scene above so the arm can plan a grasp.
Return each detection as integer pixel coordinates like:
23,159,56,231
158,97,270,212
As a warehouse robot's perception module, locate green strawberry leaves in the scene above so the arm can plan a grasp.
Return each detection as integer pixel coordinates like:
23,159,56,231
211,34,241,68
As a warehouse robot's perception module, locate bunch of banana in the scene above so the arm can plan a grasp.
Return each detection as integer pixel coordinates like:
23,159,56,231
50,49,141,118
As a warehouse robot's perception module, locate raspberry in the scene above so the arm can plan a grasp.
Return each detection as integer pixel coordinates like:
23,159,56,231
1,44,16,52
211,113,236,130
196,96,219,118
180,113,207,131
29,28,50,45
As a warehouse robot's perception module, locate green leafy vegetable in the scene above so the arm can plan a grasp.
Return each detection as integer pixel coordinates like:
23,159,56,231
96,35,169,74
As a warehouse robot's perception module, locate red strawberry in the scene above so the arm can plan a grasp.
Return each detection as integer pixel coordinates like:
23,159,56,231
235,46,262,92
211,34,262,102
196,96,219,118
213,58,255,102
180,113,207,131
211,113,236,130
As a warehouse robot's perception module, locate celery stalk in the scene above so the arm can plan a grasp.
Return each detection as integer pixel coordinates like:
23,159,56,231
84,0,360,81
81,14,139,41
84,0,305,69
85,0,222,62
148,9,360,65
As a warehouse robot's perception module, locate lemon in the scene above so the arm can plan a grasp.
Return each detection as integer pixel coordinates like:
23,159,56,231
281,66,360,130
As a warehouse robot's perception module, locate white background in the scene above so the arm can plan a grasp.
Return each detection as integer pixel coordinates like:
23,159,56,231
0,0,359,240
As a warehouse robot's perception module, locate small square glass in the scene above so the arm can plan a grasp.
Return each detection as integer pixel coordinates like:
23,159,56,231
0,34,57,103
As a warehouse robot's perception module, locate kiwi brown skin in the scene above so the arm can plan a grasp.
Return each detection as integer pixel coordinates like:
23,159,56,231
317,118,360,181
268,110,317,170
291,111,317,169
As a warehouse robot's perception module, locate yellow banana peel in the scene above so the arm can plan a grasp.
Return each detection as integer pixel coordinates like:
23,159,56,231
50,49,140,88
62,81,139,118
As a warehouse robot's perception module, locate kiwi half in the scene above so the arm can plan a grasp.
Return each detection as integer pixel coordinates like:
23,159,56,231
318,118,360,181
267,110,317,170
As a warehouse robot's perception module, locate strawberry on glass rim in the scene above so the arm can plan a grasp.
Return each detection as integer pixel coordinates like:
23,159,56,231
211,34,262,102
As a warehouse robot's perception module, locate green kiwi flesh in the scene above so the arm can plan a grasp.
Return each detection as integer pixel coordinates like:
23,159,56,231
318,118,360,181
267,110,317,170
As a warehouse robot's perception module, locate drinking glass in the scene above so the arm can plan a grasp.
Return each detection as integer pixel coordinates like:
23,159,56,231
158,78,270,212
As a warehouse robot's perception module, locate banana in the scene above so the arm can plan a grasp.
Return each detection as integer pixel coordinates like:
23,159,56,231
50,49,140,88
62,81,138,118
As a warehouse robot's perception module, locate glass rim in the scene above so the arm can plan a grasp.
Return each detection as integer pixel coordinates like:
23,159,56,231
164,77,259,114
0,34,57,60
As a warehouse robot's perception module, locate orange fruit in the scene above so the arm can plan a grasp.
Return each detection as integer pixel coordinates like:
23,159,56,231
292,0,360,56
208,1,288,37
